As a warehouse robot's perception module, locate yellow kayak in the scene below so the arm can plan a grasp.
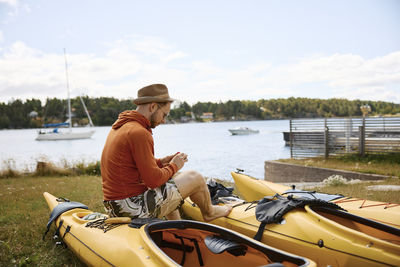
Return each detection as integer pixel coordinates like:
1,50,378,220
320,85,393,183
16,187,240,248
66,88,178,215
231,171,400,228
181,188,400,266
43,192,315,267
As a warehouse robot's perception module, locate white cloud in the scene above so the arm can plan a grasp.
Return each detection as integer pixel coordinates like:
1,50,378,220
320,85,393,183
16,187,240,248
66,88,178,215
0,38,190,102
0,30,3,43
261,52,400,102
0,36,399,104
333,87,400,104
0,0,17,6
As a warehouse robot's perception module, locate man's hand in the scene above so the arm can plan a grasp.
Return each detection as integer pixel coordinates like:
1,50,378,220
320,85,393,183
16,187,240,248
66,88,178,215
160,152,180,165
170,152,188,170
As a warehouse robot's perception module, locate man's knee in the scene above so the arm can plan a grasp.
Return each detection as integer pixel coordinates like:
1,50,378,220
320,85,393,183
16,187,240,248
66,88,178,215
174,170,205,195
185,170,205,186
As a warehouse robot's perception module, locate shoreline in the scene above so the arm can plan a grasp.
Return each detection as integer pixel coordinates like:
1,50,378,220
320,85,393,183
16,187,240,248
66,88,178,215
2,114,400,130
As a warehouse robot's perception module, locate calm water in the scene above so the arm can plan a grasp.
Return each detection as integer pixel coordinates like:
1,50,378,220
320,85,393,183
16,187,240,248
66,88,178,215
0,120,290,181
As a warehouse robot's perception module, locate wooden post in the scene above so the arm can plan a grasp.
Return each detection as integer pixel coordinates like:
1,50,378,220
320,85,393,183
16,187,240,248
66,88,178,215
359,125,365,157
324,119,329,159
289,119,293,158
345,118,352,153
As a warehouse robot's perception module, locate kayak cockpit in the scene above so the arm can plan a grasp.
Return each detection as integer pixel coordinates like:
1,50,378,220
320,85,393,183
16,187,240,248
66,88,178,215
145,220,311,267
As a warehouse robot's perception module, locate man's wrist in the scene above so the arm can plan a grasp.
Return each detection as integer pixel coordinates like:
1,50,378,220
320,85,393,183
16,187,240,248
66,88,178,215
170,162,178,173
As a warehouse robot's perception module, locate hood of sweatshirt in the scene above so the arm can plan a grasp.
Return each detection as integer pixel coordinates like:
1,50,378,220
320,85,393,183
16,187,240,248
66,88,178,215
112,110,152,133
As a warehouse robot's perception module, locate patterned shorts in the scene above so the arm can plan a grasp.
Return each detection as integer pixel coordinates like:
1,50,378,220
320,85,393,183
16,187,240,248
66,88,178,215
103,181,184,219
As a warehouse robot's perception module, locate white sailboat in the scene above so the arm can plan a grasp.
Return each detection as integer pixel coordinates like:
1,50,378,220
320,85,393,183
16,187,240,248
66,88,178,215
36,49,95,141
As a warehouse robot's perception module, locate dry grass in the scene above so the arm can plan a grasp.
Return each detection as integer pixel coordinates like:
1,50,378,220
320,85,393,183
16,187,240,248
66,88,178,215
0,160,101,179
278,153,400,178
278,154,400,203
307,177,400,203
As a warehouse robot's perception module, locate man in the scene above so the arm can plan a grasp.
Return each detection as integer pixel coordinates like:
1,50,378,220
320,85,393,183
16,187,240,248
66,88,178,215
101,84,232,221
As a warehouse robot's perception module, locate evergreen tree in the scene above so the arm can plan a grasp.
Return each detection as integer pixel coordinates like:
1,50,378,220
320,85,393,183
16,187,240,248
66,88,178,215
0,97,399,129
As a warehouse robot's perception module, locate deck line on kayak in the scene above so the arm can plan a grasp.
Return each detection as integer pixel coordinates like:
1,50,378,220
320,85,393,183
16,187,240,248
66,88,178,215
60,223,116,267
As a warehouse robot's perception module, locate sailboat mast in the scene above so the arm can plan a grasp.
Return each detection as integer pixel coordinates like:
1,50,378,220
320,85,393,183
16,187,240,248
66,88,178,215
63,48,72,131
79,95,94,127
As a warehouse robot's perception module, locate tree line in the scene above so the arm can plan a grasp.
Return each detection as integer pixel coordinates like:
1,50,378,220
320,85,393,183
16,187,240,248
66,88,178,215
0,96,399,129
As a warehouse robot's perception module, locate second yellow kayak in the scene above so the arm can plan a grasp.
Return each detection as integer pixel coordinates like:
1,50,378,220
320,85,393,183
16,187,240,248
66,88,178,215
182,186,400,266
231,171,400,228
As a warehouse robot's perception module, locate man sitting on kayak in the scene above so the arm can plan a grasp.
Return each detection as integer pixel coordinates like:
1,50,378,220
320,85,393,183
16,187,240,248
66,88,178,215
101,84,232,221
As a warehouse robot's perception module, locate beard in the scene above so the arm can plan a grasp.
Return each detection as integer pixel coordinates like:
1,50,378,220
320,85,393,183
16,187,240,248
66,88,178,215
150,112,158,128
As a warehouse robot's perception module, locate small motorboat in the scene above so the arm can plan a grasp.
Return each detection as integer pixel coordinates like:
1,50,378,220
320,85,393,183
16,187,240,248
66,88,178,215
228,127,259,135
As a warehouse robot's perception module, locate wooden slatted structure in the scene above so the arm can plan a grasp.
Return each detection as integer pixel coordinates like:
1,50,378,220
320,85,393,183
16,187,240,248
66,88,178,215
289,117,400,158
365,117,400,153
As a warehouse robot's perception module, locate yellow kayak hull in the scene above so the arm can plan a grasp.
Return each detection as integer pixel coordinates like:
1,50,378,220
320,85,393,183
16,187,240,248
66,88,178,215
43,192,315,267
231,172,400,228
182,195,400,266
44,192,178,267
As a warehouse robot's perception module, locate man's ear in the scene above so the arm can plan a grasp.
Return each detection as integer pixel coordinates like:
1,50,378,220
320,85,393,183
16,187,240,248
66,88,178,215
148,102,158,113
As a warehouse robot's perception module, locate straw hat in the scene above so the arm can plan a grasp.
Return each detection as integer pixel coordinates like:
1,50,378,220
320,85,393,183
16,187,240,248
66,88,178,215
133,84,174,105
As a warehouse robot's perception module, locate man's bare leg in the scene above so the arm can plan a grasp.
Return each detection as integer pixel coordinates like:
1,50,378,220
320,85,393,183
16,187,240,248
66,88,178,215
165,209,181,220
173,170,232,222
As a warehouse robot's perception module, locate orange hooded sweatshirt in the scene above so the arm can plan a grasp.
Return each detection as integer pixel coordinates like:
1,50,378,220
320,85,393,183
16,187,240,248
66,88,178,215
101,110,178,200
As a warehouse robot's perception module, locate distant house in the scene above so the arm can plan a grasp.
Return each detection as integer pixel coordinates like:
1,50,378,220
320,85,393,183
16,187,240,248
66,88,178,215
180,116,192,123
67,108,76,118
29,111,38,118
200,112,213,122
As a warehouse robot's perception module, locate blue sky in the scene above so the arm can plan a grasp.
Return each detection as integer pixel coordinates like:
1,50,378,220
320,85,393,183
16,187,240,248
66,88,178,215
0,0,399,104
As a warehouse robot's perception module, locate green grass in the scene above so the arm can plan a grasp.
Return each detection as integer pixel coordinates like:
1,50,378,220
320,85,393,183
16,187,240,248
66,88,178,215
0,175,103,267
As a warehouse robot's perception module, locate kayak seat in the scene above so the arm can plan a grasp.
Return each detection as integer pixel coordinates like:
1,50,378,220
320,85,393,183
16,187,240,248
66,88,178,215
204,235,247,256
